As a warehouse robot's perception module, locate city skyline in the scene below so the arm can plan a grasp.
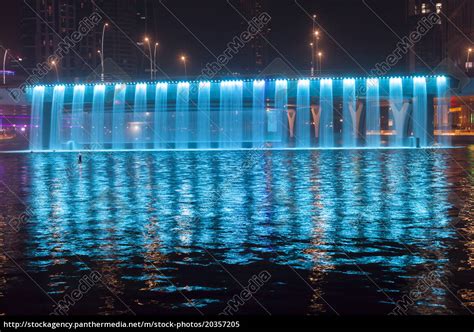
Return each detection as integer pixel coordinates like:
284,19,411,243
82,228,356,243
0,0,423,81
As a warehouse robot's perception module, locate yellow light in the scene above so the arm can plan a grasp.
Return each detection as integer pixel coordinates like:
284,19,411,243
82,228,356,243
144,37,149,43
318,52,323,57
181,56,186,61
314,31,319,36
469,48,473,52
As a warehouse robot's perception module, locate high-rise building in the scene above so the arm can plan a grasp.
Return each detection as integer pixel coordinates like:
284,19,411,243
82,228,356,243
93,0,139,78
20,0,141,82
21,0,87,80
407,0,474,74
239,0,271,74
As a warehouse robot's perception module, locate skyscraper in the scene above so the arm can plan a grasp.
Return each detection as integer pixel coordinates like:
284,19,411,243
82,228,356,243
21,0,91,80
20,0,141,82
407,0,474,73
239,0,271,74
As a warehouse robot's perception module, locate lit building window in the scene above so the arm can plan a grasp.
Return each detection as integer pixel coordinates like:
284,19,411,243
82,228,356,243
421,3,430,14
436,3,442,13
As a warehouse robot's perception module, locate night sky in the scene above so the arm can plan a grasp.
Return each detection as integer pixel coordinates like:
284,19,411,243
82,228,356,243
1,0,409,76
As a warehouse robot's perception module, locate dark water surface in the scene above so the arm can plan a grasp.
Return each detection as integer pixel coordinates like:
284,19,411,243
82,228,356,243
0,148,473,315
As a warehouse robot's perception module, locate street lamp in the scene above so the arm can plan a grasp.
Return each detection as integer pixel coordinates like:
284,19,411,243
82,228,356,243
311,14,317,76
318,52,323,74
144,37,153,80
181,55,187,78
51,60,59,82
3,49,8,85
314,30,320,74
153,42,159,80
100,23,108,81
466,48,473,72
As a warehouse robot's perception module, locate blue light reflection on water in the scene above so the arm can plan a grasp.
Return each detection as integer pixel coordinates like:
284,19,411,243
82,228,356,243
0,148,472,315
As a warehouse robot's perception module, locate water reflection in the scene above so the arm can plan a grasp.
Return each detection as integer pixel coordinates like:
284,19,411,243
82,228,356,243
0,149,471,315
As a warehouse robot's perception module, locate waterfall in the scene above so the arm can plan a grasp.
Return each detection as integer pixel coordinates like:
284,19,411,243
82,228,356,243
342,79,357,148
296,79,311,148
25,76,445,152
436,76,450,147
319,79,334,148
219,81,243,149
112,84,127,150
252,80,266,148
133,83,147,149
197,82,211,149
49,85,65,150
29,86,45,151
389,78,408,147
176,82,190,149
413,77,428,147
91,84,106,150
366,78,381,148
154,83,168,149
71,85,85,150
274,80,288,147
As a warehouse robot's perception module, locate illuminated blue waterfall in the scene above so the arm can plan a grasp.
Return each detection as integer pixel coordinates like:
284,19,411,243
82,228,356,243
176,82,190,149
91,84,105,149
319,79,334,148
296,79,311,148
26,76,449,151
153,83,168,149
112,84,126,150
252,80,266,148
274,80,288,147
49,85,65,150
197,82,211,149
413,77,428,147
389,78,408,147
436,76,450,147
30,86,45,151
342,79,357,148
133,84,147,149
71,85,85,150
366,78,381,148
219,81,243,149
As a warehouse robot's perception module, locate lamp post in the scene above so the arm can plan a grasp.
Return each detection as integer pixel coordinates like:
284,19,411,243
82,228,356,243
467,48,473,72
311,14,316,76
153,42,159,80
51,60,59,82
181,55,187,78
318,52,323,74
144,37,153,80
3,49,8,85
100,23,108,81
315,30,320,74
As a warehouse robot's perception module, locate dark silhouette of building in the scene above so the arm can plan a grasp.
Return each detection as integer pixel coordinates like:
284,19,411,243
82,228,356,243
239,0,271,74
20,0,144,82
407,0,474,74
